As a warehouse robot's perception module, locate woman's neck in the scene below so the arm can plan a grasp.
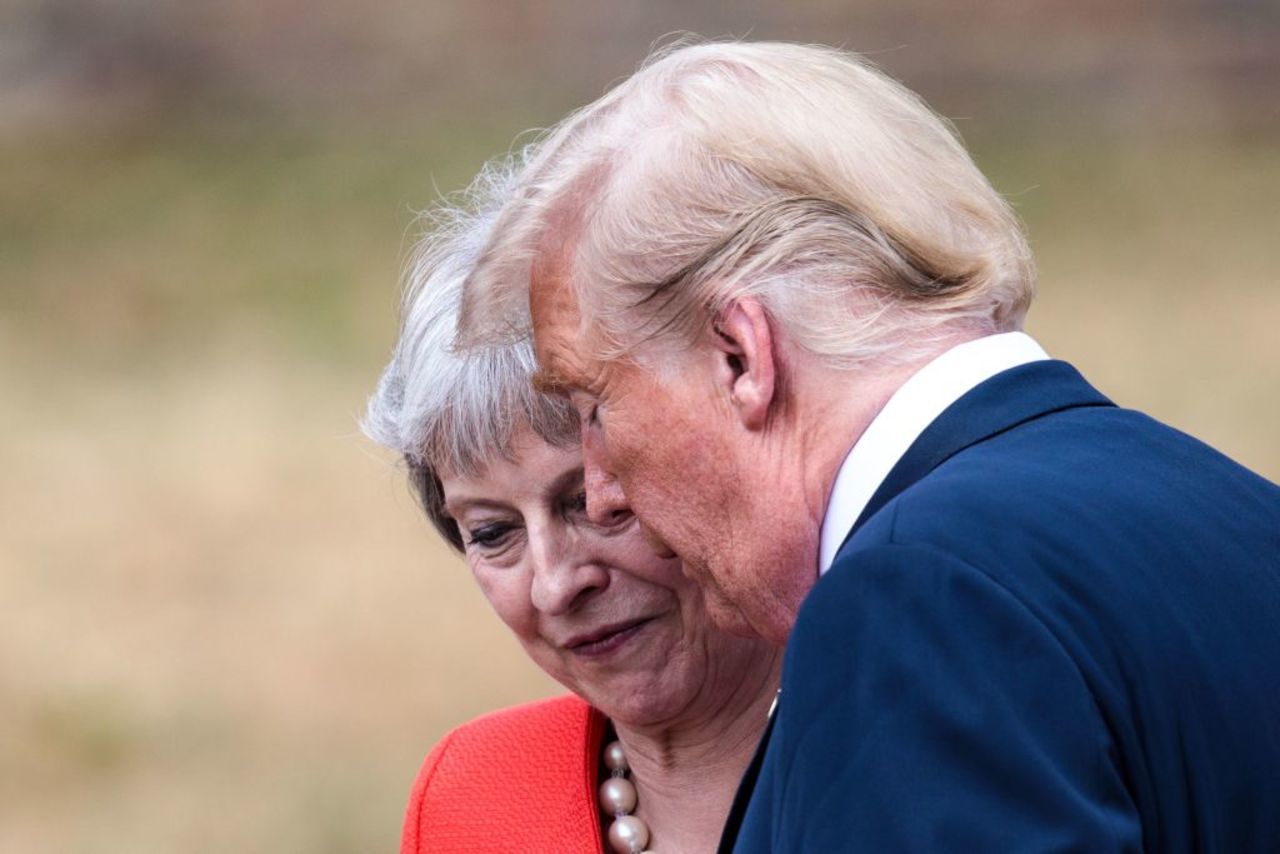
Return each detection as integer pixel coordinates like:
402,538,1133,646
609,649,782,854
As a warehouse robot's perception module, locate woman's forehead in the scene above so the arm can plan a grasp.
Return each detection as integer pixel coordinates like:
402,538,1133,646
441,436,583,508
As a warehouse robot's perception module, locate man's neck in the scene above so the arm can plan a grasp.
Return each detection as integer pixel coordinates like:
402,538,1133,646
794,355,945,541
816,330,1051,573
716,339,976,644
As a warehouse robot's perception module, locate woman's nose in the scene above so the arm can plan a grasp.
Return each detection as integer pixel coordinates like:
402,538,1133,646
528,531,608,615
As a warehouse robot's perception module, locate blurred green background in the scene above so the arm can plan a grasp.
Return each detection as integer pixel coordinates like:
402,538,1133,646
2,2,1277,851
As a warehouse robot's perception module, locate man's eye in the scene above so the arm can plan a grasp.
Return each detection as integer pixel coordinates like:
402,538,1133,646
570,392,603,429
567,491,588,514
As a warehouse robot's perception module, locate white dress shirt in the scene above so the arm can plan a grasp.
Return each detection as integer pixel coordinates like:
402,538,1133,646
817,331,1050,575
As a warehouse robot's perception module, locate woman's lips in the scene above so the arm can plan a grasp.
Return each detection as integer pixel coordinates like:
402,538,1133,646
565,618,653,658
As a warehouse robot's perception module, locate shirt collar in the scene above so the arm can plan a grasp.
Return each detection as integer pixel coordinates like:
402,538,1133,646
817,331,1050,575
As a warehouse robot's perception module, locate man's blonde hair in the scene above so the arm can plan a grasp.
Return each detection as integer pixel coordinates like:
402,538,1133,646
461,39,1034,369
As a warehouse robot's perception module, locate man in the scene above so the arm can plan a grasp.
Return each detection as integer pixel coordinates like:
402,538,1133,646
459,41,1280,852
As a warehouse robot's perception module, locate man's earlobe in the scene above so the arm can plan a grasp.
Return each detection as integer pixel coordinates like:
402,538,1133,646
713,299,777,431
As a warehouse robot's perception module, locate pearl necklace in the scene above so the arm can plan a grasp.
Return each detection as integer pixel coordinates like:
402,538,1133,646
599,739,654,853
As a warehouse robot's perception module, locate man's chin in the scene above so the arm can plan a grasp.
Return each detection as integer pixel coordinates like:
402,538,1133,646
703,587,768,640
662,542,781,640
638,522,678,559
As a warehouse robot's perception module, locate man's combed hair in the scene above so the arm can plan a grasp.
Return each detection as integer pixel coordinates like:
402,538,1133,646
363,157,578,550
460,39,1035,369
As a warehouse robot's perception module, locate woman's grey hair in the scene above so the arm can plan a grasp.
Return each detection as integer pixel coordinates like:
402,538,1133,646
363,156,578,551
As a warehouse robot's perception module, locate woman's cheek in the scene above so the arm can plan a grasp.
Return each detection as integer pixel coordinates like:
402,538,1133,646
471,565,534,633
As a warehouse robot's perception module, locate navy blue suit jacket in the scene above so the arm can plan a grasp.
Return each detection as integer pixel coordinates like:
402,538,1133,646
723,360,1280,852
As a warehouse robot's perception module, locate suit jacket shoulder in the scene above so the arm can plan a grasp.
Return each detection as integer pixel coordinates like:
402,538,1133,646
835,400,1280,851
401,694,606,854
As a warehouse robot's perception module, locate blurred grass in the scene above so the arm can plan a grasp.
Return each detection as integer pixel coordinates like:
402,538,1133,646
1,117,1277,851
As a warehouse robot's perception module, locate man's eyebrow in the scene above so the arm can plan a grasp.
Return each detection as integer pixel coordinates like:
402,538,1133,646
531,368,570,397
543,465,585,501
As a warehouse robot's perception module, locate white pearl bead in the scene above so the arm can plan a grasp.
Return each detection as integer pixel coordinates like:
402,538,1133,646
603,740,629,772
608,814,650,853
599,776,638,814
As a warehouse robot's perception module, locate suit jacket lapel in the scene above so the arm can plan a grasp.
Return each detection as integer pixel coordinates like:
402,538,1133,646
840,359,1113,553
716,703,778,853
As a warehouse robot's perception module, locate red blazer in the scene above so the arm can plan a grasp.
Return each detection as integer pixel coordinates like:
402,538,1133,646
401,695,607,853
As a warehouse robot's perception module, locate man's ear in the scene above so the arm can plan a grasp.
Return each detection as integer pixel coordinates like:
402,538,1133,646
712,298,777,431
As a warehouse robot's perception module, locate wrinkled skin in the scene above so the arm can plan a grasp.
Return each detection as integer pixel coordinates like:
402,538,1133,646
441,428,779,726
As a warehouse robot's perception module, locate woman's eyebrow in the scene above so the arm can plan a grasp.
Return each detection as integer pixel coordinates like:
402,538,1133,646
531,367,570,397
442,496,510,518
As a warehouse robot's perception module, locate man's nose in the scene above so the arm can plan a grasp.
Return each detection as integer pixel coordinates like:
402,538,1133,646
582,433,630,527
528,530,608,615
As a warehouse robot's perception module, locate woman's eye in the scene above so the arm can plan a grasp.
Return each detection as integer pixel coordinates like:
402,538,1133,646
466,523,514,549
566,491,589,515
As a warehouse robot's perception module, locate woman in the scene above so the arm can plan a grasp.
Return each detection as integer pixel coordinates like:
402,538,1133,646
364,163,782,853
